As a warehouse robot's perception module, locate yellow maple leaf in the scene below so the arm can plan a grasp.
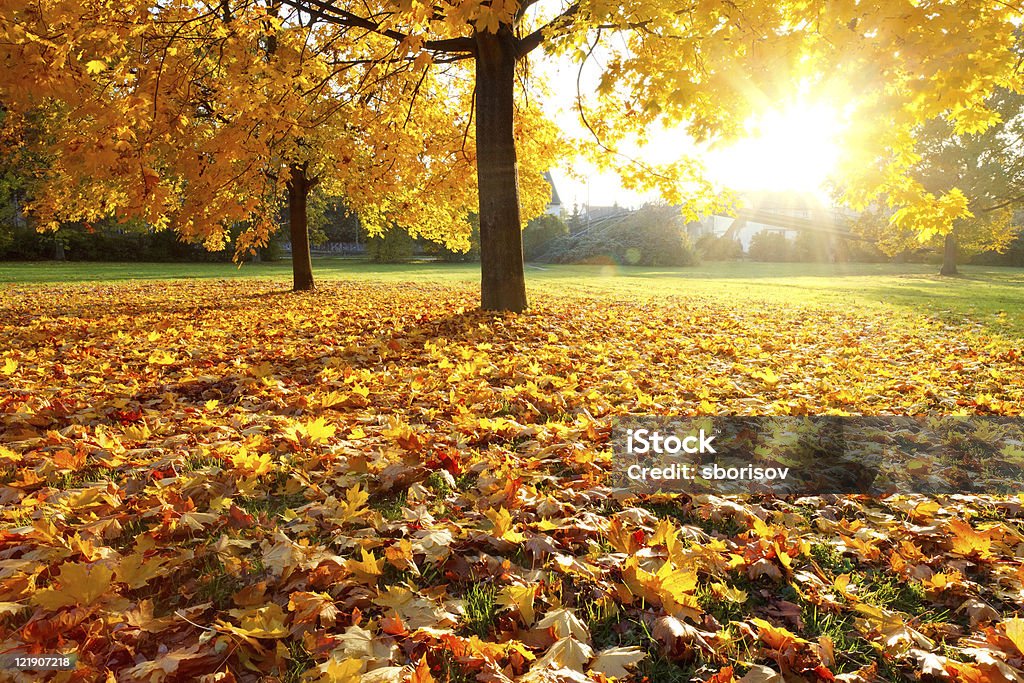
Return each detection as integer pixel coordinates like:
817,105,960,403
948,518,992,559
484,506,526,543
335,484,369,524
316,657,363,683
497,584,536,625
306,416,337,443
921,571,962,592
535,637,593,672
115,552,169,589
607,517,642,554
710,582,748,604
751,368,781,387
1004,618,1024,656
623,557,702,621
32,562,114,609
85,59,106,74
320,390,348,409
1,358,17,374
537,608,590,640
235,603,289,638
147,350,176,365
230,446,274,476
347,548,384,583
589,646,646,679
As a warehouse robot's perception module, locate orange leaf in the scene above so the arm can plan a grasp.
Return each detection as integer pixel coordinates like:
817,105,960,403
409,656,434,683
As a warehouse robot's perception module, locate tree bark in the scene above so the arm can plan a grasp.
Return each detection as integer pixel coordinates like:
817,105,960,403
939,232,959,276
287,163,315,291
475,27,527,312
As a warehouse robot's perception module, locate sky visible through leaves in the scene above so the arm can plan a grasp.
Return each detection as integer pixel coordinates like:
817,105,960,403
2,279,1024,681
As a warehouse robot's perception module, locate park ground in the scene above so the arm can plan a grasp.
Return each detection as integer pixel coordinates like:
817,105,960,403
1,260,1024,682
2,259,1023,338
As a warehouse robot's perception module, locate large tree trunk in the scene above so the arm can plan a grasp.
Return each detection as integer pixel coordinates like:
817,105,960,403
287,163,315,291
939,232,959,276
475,27,527,312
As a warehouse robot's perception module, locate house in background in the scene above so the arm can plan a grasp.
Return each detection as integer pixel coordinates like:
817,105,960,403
543,171,563,217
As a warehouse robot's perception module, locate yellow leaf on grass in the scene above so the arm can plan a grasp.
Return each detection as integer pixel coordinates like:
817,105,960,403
607,517,642,554
335,484,369,525
1004,618,1024,656
147,350,176,365
948,518,992,558
230,447,274,476
497,584,536,625
710,582,748,604
921,571,961,592
536,608,590,641
304,416,337,443
222,603,289,639
589,646,646,679
115,552,169,589
623,556,702,621
32,562,114,609
347,548,384,583
534,637,593,672
317,657,363,683
485,506,526,543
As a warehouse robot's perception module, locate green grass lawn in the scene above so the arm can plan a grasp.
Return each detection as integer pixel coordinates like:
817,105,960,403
2,257,1022,337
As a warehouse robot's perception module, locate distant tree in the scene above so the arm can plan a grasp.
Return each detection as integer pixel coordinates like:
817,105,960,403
852,88,1024,275
319,199,363,244
695,234,744,261
522,214,569,261
793,229,830,263
748,231,795,263
537,204,698,267
367,228,417,263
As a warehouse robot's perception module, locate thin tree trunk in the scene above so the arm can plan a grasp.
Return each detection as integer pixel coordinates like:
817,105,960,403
288,163,315,291
475,27,527,312
939,232,959,276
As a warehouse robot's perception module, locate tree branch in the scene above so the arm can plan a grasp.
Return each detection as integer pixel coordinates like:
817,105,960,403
978,193,1024,212
277,0,474,53
517,2,579,57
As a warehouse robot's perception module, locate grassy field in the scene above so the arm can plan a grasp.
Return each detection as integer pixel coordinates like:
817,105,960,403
3,258,1023,337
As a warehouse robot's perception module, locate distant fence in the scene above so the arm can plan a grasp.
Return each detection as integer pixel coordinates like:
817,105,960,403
282,241,366,255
